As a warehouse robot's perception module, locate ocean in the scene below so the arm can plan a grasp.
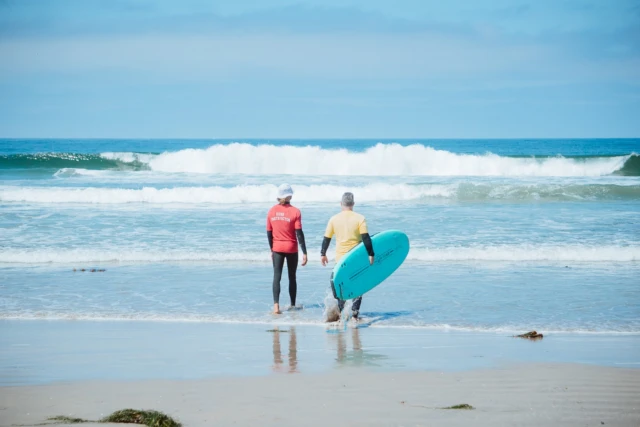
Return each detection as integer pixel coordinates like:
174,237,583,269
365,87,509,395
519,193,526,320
1,138,639,334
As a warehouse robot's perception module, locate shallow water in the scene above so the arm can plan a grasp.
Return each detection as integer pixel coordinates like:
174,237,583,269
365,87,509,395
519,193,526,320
1,138,639,333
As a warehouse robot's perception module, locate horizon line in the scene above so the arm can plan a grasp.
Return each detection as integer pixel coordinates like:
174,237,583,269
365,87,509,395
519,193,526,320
2,137,639,141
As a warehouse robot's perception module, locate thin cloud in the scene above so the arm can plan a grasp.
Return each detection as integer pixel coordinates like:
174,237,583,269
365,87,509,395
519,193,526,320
0,3,431,37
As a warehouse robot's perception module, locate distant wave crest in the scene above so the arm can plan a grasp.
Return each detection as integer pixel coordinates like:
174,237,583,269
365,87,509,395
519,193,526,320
0,153,147,171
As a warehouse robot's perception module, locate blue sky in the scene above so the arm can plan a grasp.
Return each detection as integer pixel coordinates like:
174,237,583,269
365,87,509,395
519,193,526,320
0,0,638,138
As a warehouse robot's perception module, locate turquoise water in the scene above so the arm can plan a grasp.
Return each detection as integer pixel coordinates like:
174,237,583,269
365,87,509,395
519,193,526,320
0,139,639,333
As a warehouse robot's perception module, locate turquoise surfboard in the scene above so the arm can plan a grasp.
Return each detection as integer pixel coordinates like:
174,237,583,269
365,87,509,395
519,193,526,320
331,230,410,300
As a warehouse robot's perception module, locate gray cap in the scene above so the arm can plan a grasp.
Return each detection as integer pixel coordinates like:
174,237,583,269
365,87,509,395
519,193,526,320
341,192,354,207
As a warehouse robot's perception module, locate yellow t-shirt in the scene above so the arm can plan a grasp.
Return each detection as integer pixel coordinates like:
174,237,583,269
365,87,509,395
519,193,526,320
324,210,369,261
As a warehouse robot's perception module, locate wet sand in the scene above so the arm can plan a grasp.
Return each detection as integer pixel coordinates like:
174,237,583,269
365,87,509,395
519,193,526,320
1,363,639,427
1,320,639,426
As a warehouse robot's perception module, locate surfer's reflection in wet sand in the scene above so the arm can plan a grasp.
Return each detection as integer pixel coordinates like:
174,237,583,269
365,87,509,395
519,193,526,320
332,327,387,367
271,327,298,373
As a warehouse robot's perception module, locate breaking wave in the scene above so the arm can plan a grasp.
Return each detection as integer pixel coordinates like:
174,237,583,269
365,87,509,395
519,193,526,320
102,144,636,176
2,144,637,176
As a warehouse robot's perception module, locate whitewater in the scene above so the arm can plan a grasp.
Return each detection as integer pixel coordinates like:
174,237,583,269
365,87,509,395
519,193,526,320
1,138,639,333
96,143,637,176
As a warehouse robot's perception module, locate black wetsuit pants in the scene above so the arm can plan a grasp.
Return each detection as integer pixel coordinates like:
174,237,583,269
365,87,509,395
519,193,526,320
330,272,363,315
272,252,298,305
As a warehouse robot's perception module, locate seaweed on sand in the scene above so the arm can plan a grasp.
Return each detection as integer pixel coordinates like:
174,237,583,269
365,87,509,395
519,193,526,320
441,404,475,410
514,330,544,340
46,416,87,423
101,409,181,427
46,409,181,427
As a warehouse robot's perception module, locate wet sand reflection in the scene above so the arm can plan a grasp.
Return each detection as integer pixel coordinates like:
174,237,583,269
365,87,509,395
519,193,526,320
271,327,298,373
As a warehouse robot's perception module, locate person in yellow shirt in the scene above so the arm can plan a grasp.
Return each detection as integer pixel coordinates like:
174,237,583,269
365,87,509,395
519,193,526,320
321,192,374,321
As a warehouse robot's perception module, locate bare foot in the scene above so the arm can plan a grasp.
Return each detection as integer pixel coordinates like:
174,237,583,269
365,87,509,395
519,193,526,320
273,303,282,315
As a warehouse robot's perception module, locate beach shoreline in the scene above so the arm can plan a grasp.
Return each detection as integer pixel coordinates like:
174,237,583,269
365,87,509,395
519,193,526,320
2,363,638,427
1,319,639,425
1,282,639,427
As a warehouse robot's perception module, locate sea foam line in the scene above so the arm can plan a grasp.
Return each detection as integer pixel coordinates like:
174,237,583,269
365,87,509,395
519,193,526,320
3,182,640,204
1,313,638,334
0,183,452,204
1,245,637,264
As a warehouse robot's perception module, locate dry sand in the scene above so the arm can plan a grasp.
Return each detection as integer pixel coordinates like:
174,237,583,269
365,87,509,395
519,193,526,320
1,363,638,427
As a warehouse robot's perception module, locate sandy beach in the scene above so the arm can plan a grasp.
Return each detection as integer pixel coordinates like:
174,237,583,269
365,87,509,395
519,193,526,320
2,363,639,427
1,321,639,426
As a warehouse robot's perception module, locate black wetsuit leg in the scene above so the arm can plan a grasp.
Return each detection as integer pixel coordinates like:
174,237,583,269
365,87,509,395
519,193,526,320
286,252,299,306
336,297,362,314
351,297,362,317
272,252,286,304
273,252,298,305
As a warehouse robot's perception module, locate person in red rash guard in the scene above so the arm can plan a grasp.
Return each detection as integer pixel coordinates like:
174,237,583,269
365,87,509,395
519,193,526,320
266,184,307,314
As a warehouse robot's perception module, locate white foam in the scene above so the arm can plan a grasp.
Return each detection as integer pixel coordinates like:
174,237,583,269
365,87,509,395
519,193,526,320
5,181,638,204
1,245,636,264
101,143,632,177
101,152,155,164
0,183,454,204
0,249,271,264
0,314,637,334
0,312,329,326
408,245,640,262
53,168,112,178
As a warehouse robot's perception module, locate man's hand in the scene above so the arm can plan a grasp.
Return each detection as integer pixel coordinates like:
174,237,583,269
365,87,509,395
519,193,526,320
369,255,374,265
301,254,308,266
321,255,329,266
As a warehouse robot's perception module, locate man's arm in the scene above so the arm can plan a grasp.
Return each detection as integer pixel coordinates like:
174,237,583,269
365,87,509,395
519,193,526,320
321,218,334,266
320,236,331,266
359,218,374,265
361,233,374,257
321,236,331,257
